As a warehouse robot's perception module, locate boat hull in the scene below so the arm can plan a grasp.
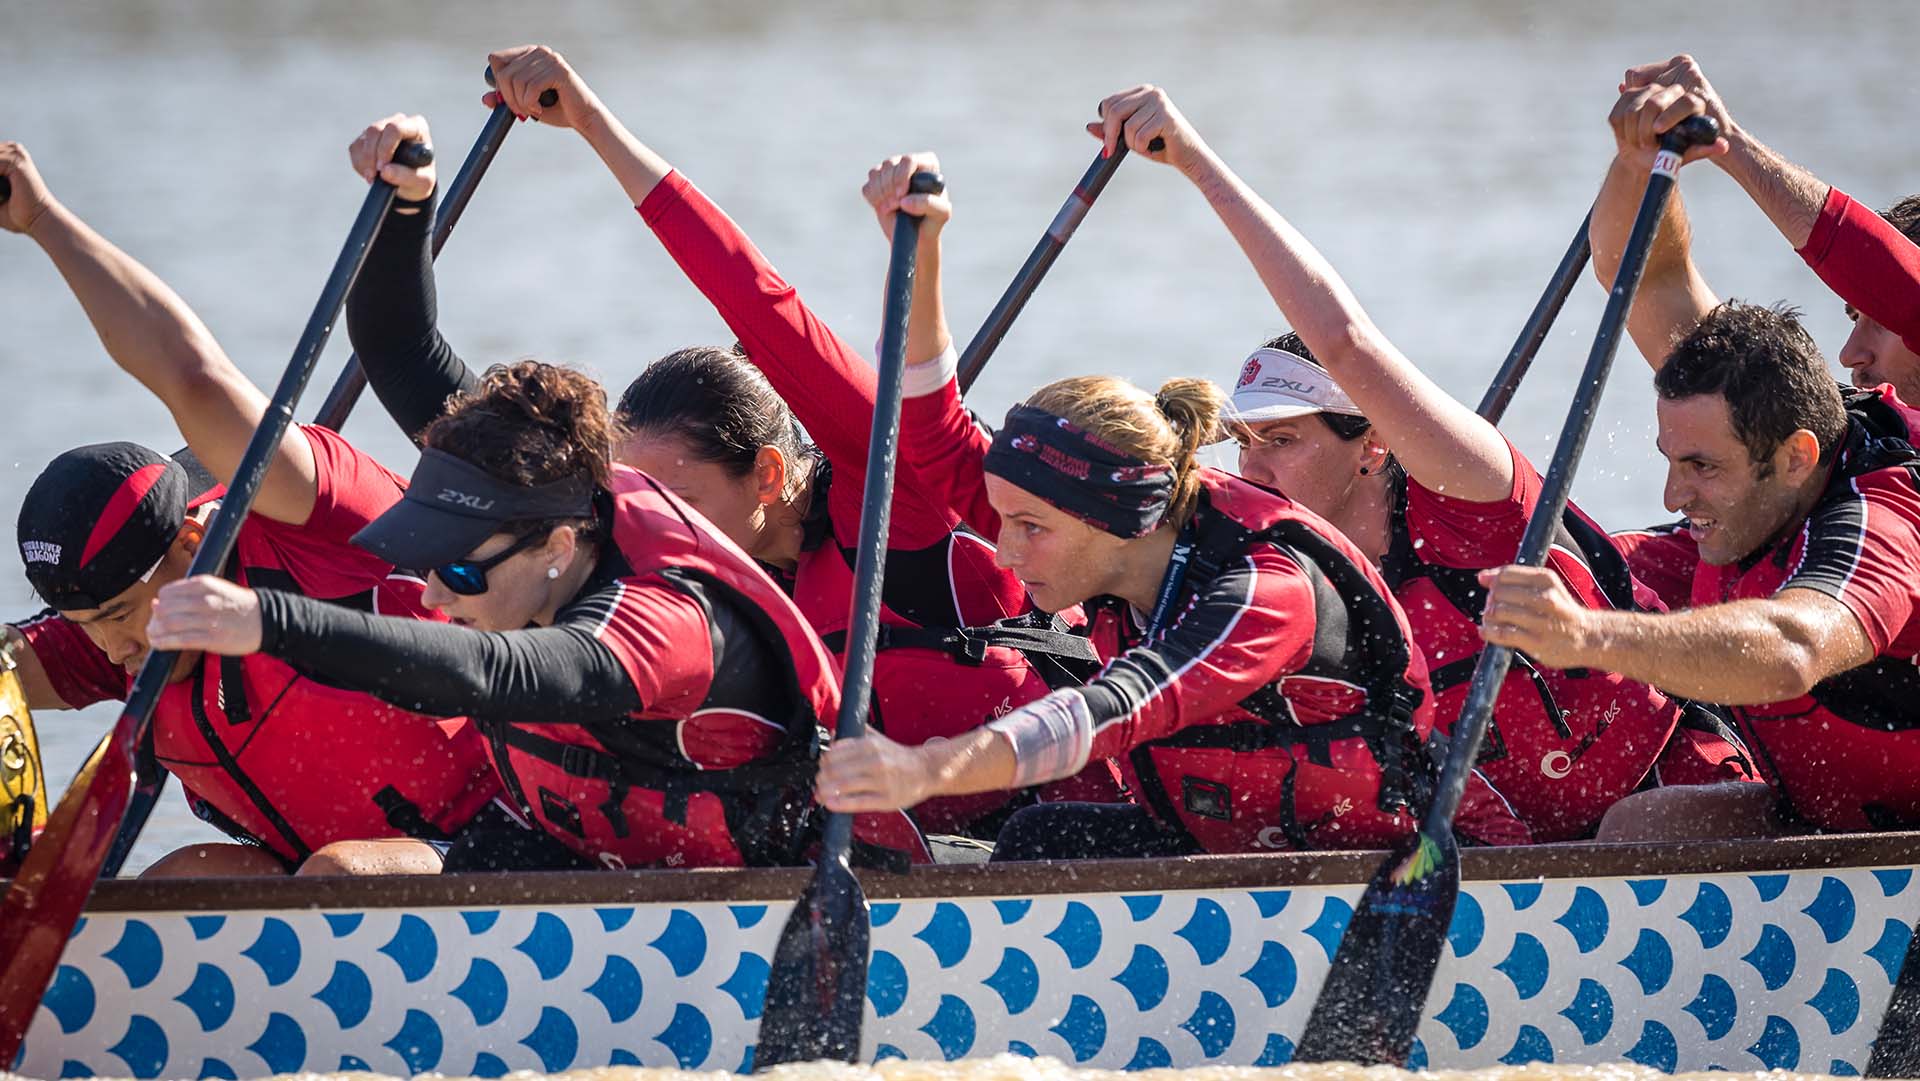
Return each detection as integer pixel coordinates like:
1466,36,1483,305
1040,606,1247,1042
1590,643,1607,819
11,834,1919,1077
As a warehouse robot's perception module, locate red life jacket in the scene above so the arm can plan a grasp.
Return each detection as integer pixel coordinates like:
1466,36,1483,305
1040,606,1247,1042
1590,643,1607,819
483,469,927,869
1706,389,1920,832
794,463,1112,835
153,568,500,865
1113,471,1446,853
1379,489,1716,841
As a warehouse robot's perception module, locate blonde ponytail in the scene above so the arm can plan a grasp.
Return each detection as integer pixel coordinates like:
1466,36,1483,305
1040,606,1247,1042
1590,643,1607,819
1154,377,1226,526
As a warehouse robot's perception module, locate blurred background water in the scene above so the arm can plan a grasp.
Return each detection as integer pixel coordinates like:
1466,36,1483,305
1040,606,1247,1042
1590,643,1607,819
1,0,1913,873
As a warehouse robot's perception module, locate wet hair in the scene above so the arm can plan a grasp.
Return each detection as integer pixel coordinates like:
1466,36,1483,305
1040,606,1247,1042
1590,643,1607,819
1262,332,1373,441
616,345,816,501
1023,375,1225,528
1882,195,1920,246
424,359,619,543
1656,301,1846,468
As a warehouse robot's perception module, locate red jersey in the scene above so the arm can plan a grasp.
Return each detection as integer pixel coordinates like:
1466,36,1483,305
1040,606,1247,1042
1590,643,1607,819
1695,388,1920,830
18,426,498,863
638,172,1117,831
1798,187,1920,355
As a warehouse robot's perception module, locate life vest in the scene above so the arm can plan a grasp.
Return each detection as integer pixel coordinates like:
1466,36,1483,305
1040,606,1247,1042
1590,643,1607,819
152,566,501,866
1709,388,1920,832
793,461,1109,835
0,654,45,877
482,469,928,869
1378,487,1712,841
1113,471,1439,853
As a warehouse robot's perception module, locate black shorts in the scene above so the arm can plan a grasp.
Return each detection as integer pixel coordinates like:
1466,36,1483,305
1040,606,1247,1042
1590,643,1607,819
441,801,595,873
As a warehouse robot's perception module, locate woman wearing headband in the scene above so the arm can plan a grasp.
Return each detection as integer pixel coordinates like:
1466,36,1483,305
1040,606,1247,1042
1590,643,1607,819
814,357,1529,856
147,360,926,871
339,47,1118,841
1086,87,1753,841
0,143,499,877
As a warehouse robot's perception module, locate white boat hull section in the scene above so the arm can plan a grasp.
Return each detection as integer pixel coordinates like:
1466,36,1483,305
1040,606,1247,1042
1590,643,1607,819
14,856,1917,1077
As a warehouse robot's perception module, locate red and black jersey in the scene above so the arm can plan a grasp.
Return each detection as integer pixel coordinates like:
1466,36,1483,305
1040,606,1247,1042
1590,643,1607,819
1692,386,1920,831
17,426,499,864
639,172,1116,832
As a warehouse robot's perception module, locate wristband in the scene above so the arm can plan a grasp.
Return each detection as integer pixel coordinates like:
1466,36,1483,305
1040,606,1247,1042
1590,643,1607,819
987,690,1094,788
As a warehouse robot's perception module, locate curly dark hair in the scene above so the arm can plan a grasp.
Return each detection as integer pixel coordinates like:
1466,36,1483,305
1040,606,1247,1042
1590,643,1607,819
424,360,620,542
1655,301,1845,468
1882,195,1920,245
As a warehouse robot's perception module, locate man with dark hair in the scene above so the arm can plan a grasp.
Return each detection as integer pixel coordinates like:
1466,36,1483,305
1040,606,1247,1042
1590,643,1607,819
1479,296,1920,838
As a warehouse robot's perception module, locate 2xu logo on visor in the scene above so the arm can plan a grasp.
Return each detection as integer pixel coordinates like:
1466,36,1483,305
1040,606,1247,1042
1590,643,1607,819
437,489,498,512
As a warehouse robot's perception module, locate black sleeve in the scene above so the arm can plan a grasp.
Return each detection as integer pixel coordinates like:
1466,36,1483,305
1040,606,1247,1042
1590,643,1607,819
343,192,480,443
255,587,641,720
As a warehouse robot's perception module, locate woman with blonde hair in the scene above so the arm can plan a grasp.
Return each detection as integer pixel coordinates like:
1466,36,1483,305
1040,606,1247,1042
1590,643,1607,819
816,366,1527,858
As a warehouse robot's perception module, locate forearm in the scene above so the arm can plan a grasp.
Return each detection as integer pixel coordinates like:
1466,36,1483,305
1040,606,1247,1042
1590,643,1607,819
1715,127,1829,250
31,204,247,412
1573,599,1834,704
1590,155,1718,368
344,192,477,441
906,228,952,367
1180,149,1510,497
578,105,673,208
256,589,641,719
909,726,1021,797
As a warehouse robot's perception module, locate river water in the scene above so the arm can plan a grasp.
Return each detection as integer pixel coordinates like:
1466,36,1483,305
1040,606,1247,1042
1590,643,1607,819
1,3,1914,1076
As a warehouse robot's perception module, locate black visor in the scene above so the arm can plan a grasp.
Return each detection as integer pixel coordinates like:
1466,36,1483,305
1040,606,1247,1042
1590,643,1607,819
353,449,596,569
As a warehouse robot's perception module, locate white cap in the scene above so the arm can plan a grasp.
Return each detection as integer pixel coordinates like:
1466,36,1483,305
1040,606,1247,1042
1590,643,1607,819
1226,347,1364,423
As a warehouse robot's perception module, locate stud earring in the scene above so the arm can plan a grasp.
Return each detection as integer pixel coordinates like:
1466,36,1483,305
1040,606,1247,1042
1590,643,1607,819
1358,466,1371,476
546,566,560,580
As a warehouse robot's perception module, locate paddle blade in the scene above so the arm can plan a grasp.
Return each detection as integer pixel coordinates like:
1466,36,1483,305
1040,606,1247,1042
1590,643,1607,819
753,849,870,1069
1292,826,1460,1066
0,719,134,1065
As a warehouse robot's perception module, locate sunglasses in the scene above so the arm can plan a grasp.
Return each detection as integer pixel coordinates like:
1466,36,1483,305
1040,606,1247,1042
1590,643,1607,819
433,531,545,596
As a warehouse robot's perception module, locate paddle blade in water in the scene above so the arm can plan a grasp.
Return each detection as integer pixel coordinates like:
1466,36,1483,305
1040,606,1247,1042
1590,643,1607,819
754,848,870,1068
1292,826,1460,1066
0,717,133,1066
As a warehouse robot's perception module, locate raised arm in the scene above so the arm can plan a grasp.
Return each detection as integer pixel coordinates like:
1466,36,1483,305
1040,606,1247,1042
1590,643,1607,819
0,144,319,525
1093,86,1512,501
344,114,478,442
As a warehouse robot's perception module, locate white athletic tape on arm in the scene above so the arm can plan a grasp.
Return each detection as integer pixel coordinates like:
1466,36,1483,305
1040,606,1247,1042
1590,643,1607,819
901,343,959,398
988,689,1094,789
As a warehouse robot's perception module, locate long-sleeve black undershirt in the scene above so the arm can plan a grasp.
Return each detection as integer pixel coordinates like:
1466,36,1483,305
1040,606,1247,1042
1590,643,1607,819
343,192,479,443
255,583,641,723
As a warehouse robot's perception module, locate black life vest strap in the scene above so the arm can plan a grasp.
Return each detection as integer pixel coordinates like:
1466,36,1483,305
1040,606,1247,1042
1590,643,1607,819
188,659,312,863
822,614,1100,676
372,785,454,843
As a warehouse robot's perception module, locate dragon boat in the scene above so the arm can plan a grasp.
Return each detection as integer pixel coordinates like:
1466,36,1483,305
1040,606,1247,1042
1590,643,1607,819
8,832,1919,1078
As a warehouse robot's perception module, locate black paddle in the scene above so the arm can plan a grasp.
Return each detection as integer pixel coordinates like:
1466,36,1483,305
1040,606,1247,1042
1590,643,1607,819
956,137,1160,393
754,169,944,1070
0,140,432,1065
307,66,545,431
96,78,523,880
1477,213,1593,424
1291,116,1718,1068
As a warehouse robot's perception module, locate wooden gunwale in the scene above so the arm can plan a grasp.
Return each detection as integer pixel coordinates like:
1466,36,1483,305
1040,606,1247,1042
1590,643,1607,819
12,830,1918,913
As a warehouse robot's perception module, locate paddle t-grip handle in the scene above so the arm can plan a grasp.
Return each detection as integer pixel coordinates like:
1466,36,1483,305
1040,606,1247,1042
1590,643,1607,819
393,142,434,169
483,65,560,108
1658,114,1720,153
0,175,9,204
908,170,946,197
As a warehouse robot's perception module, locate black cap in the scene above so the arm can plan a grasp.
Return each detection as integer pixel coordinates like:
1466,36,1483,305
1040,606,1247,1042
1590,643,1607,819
18,443,220,611
352,449,595,568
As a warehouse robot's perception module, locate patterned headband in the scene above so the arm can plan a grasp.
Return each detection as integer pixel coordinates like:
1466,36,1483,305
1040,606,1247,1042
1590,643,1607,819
983,405,1175,538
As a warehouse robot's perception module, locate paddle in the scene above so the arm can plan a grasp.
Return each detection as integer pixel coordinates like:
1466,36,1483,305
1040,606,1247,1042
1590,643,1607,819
1477,213,1593,425
1291,115,1719,1068
956,137,1161,393
0,140,433,1068
754,169,945,1070
307,66,547,431
96,78,523,880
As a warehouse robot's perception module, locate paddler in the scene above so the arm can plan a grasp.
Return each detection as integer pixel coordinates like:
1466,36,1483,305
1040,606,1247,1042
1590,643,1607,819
0,143,501,877
964,86,1751,841
148,358,933,872
339,46,1119,844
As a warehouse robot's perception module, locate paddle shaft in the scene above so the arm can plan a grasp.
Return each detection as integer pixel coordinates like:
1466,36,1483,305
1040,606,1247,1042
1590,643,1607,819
309,87,521,431
0,145,428,1064
1476,213,1592,424
818,169,946,859
1425,120,1716,836
955,138,1160,393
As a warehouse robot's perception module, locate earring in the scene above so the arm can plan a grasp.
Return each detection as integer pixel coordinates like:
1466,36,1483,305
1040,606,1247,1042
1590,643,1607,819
1358,466,1371,476
546,566,560,580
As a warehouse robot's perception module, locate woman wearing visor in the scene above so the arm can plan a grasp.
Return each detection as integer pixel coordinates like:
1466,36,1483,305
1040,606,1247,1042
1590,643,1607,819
149,360,926,871
1097,87,1751,841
